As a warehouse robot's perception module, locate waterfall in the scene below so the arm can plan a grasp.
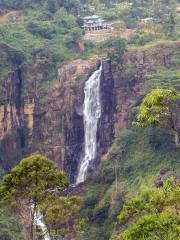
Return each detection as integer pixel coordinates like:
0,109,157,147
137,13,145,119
76,64,102,184
35,211,51,240
31,204,51,240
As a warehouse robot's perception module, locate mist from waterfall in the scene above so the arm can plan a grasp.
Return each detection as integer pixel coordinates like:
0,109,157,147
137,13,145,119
76,64,102,184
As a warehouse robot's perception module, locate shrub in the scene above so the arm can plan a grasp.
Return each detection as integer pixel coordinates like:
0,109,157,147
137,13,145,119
128,32,156,46
27,21,56,39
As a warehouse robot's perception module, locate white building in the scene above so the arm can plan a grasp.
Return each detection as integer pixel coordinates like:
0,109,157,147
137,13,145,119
82,15,108,31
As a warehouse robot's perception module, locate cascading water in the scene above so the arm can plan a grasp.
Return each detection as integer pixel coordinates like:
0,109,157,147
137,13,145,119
35,211,51,240
31,204,51,240
76,64,102,184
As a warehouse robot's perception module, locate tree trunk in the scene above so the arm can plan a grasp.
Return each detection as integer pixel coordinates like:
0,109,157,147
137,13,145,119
174,131,180,148
15,199,33,240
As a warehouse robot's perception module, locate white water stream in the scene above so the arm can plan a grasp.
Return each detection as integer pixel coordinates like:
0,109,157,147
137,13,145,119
76,64,102,184
35,211,51,240
31,204,51,240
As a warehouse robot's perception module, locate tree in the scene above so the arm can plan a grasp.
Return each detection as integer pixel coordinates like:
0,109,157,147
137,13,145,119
65,27,83,49
103,38,127,72
0,154,68,240
135,88,180,147
47,0,58,13
165,12,176,37
58,0,80,13
40,194,81,238
117,177,180,240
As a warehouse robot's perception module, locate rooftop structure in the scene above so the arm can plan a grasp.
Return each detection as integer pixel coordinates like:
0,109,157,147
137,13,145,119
82,15,108,31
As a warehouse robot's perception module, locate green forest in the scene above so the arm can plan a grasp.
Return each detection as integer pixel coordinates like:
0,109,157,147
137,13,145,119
0,0,179,239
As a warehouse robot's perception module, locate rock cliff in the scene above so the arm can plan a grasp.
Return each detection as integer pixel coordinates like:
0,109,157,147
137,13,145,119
113,41,180,133
0,40,179,182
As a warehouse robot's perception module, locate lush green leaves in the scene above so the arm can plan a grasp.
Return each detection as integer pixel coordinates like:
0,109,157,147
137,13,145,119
135,88,179,127
0,209,23,240
117,177,180,240
0,154,68,206
121,212,179,240
135,88,180,147
40,194,81,237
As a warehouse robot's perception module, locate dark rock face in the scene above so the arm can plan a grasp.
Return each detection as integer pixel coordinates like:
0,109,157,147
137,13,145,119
98,59,115,157
64,109,84,183
0,65,30,170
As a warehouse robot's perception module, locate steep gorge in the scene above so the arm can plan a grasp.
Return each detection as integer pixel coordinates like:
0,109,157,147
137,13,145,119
0,40,179,183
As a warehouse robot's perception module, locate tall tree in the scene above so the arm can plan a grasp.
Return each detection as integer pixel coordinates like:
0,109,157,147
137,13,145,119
47,0,58,13
135,88,180,147
0,154,68,240
103,38,127,72
165,12,176,37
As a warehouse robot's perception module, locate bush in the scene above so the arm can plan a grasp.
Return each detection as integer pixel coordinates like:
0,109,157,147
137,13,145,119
128,32,156,45
117,178,180,240
0,209,23,240
27,21,56,39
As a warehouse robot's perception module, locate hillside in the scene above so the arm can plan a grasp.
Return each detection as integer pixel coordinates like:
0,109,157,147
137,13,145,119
79,127,180,239
0,0,179,240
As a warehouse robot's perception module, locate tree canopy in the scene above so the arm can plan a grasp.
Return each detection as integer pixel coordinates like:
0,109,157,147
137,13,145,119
102,38,127,71
0,154,68,204
135,88,180,147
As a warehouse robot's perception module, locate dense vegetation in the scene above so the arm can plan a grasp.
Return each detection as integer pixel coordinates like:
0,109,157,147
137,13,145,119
0,208,23,240
0,0,179,83
135,88,180,146
116,177,179,240
79,126,180,239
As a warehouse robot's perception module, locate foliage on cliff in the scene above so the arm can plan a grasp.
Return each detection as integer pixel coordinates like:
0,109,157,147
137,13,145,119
0,0,80,13
135,88,180,147
79,127,180,239
0,0,83,92
115,177,180,240
0,8,82,68
0,208,23,240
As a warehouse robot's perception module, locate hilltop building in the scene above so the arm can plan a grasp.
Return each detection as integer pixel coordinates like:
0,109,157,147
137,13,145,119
82,15,108,31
